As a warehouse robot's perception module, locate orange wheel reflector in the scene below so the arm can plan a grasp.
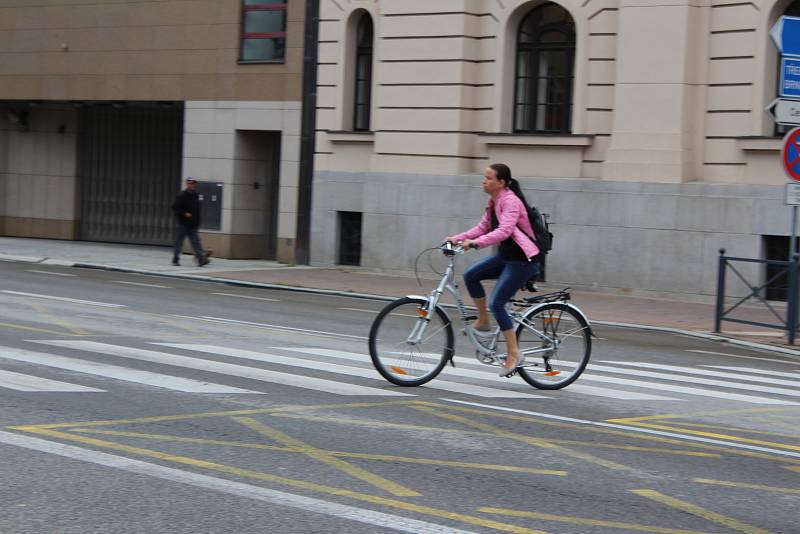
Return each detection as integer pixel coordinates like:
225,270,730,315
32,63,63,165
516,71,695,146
543,371,561,376
391,366,408,375
417,308,429,317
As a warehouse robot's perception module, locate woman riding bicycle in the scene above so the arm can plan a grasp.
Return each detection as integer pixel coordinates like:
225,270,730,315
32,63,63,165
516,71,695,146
445,163,540,377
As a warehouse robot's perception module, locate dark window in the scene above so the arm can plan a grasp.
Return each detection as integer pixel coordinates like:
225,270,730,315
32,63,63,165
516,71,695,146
240,0,287,62
338,212,362,266
764,235,790,301
514,3,575,133
775,1,800,135
353,13,374,131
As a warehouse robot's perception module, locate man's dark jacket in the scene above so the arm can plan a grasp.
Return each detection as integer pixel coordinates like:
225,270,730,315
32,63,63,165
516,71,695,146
172,189,201,229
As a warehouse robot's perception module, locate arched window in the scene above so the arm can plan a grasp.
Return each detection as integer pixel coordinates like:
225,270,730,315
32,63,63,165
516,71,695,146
353,13,374,131
514,3,575,133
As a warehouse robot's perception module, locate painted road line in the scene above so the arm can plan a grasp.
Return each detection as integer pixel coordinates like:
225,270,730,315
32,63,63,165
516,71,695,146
337,307,380,314
2,290,125,308
114,281,172,289
477,507,711,534
442,399,800,459
275,347,680,401
0,430,477,534
0,346,261,394
579,373,796,405
687,349,799,365
172,315,367,341
25,270,77,277
0,369,103,392
630,489,770,534
588,362,800,399
156,344,543,399
693,478,800,495
34,340,410,397
704,365,800,379
602,361,800,388
211,292,279,302
234,416,421,497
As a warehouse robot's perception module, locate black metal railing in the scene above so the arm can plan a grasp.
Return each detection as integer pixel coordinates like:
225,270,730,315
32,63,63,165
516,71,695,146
714,248,799,344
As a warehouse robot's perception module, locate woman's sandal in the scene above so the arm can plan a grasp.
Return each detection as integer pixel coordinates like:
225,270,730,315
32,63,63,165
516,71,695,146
498,354,526,377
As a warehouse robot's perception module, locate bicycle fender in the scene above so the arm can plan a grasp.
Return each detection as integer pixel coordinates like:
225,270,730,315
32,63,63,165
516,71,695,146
525,301,595,338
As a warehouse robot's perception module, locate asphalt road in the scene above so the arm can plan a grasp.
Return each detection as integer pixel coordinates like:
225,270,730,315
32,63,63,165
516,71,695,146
0,260,798,534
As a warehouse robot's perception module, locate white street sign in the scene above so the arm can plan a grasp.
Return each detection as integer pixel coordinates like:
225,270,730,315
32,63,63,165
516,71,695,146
768,97,800,125
786,182,800,205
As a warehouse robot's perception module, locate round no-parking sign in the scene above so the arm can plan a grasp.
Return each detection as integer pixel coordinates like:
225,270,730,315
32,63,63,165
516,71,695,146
782,127,800,181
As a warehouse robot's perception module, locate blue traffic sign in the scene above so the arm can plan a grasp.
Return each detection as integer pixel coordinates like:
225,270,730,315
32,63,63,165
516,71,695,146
780,57,800,98
771,16,800,56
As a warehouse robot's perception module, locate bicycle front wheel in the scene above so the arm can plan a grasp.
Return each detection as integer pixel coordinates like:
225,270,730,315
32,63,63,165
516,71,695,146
516,303,591,390
368,297,454,386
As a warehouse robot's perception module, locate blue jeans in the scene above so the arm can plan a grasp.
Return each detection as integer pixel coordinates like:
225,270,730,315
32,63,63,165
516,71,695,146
173,224,205,262
463,253,540,331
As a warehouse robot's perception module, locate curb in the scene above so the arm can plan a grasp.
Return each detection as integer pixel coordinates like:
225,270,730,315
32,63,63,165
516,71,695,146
6,257,800,358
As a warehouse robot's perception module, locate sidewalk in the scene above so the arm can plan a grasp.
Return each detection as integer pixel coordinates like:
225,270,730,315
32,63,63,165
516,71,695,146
1,237,797,355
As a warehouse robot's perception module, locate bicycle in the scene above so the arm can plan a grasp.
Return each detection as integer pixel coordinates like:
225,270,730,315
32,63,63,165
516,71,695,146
368,242,593,390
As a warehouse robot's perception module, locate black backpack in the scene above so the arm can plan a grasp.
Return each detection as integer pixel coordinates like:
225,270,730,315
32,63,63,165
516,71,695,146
525,206,552,255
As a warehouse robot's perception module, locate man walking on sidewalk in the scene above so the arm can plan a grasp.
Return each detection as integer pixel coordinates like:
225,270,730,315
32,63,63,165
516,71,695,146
171,177,209,267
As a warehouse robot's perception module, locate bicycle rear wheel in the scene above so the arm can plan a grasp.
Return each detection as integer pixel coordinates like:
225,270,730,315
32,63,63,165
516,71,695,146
516,303,591,389
369,297,453,386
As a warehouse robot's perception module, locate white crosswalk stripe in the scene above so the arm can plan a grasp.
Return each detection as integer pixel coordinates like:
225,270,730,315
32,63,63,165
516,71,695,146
155,344,545,399
273,347,682,402
0,345,260,394
586,362,800,400
602,361,800,388
4,339,799,406
33,340,410,397
0,368,103,392
704,365,800,379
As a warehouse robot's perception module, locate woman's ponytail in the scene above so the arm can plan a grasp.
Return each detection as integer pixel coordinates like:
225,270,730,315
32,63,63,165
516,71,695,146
489,163,530,210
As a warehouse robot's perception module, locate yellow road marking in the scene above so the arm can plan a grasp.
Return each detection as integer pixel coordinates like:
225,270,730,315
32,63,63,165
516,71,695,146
272,412,719,458
70,428,567,476
694,478,800,495
414,401,800,465
233,416,421,497
610,421,800,453
413,406,632,471
608,406,798,424
786,466,800,473
14,427,549,534
548,439,720,458
0,322,91,337
25,301,91,335
13,401,415,429
631,489,770,534
478,507,712,534
667,422,800,440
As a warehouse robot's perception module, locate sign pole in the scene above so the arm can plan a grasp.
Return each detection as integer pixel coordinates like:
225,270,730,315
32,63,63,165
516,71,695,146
792,205,798,259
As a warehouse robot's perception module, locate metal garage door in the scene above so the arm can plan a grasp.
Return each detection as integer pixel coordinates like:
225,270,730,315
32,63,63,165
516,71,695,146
78,103,184,245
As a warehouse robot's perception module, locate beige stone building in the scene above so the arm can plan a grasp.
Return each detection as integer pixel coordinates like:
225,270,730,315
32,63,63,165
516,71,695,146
311,0,800,297
0,0,307,262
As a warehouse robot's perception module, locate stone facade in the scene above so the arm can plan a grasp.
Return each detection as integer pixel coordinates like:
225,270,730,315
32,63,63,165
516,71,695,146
311,0,794,297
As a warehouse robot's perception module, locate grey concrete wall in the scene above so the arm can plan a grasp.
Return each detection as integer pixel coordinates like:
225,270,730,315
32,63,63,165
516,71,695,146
4,107,78,221
311,171,781,299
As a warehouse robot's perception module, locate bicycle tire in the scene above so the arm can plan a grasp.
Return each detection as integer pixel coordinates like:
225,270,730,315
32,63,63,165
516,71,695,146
369,297,454,386
516,302,591,390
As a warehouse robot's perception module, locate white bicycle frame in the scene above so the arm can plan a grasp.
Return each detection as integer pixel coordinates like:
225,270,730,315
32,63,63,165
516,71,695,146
405,246,591,366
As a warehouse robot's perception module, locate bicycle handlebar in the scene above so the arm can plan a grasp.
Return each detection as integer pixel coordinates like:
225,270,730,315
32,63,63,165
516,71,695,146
441,241,467,256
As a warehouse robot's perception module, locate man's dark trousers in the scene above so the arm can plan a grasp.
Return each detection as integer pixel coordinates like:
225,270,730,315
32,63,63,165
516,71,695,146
173,224,205,263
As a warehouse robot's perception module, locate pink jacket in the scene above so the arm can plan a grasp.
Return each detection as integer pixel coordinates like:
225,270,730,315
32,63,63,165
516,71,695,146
452,188,540,260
